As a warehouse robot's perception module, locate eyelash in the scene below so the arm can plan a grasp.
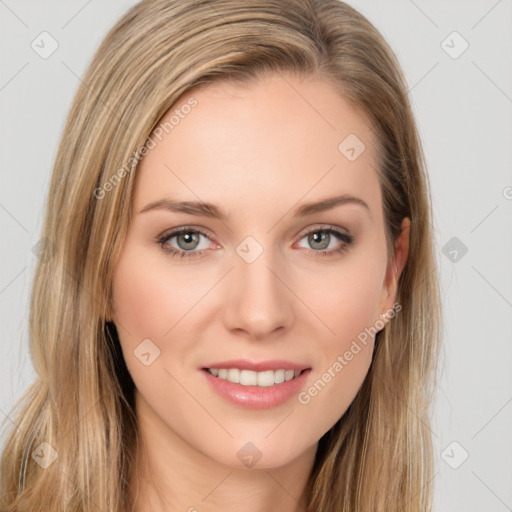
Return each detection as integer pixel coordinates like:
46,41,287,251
155,225,355,260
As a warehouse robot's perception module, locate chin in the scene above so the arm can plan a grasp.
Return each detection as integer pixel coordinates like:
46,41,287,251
206,436,312,471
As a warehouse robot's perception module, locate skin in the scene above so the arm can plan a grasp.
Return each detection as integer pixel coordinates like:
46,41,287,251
111,71,410,512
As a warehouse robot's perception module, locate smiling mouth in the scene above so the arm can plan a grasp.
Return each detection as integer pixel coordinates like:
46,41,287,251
204,368,306,387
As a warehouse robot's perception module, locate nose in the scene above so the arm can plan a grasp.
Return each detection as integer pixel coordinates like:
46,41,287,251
222,244,295,340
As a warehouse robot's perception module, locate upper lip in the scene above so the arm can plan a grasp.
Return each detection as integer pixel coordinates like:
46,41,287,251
201,359,311,372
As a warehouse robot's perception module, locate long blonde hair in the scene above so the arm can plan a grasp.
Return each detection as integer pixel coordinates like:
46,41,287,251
0,1,441,510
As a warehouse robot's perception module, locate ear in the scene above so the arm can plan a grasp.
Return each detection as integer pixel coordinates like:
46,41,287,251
378,217,410,320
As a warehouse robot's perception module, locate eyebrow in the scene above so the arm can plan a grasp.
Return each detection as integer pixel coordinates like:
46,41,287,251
138,194,371,220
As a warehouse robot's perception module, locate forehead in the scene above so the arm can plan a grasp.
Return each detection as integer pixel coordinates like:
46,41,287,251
134,72,382,219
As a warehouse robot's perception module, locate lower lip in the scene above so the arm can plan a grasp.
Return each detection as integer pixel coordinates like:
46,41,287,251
201,369,311,410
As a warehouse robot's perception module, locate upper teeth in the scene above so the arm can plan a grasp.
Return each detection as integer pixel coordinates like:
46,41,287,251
208,368,301,387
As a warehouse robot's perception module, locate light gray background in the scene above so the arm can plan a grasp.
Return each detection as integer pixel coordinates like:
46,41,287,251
1,1,511,510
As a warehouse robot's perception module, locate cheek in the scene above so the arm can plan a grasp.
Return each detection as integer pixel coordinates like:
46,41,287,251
111,249,194,413
111,247,216,390
292,251,385,426
302,251,386,345
111,247,203,339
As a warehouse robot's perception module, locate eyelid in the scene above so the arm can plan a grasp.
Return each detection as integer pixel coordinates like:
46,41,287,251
295,223,351,239
159,225,217,242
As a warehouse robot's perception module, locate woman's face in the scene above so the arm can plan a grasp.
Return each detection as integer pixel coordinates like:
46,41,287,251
111,72,408,470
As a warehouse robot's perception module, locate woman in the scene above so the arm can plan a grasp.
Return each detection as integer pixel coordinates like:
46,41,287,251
0,1,441,511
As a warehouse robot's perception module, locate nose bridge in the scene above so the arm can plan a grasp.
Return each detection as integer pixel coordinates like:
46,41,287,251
223,235,293,337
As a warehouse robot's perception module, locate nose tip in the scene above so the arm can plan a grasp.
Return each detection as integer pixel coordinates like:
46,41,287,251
222,253,294,340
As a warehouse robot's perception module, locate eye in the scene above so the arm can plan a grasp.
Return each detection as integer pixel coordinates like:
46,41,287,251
295,226,354,256
155,225,355,260
156,227,216,260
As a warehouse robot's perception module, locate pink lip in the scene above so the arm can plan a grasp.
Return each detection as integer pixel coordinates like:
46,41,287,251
200,367,312,410
201,359,310,372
